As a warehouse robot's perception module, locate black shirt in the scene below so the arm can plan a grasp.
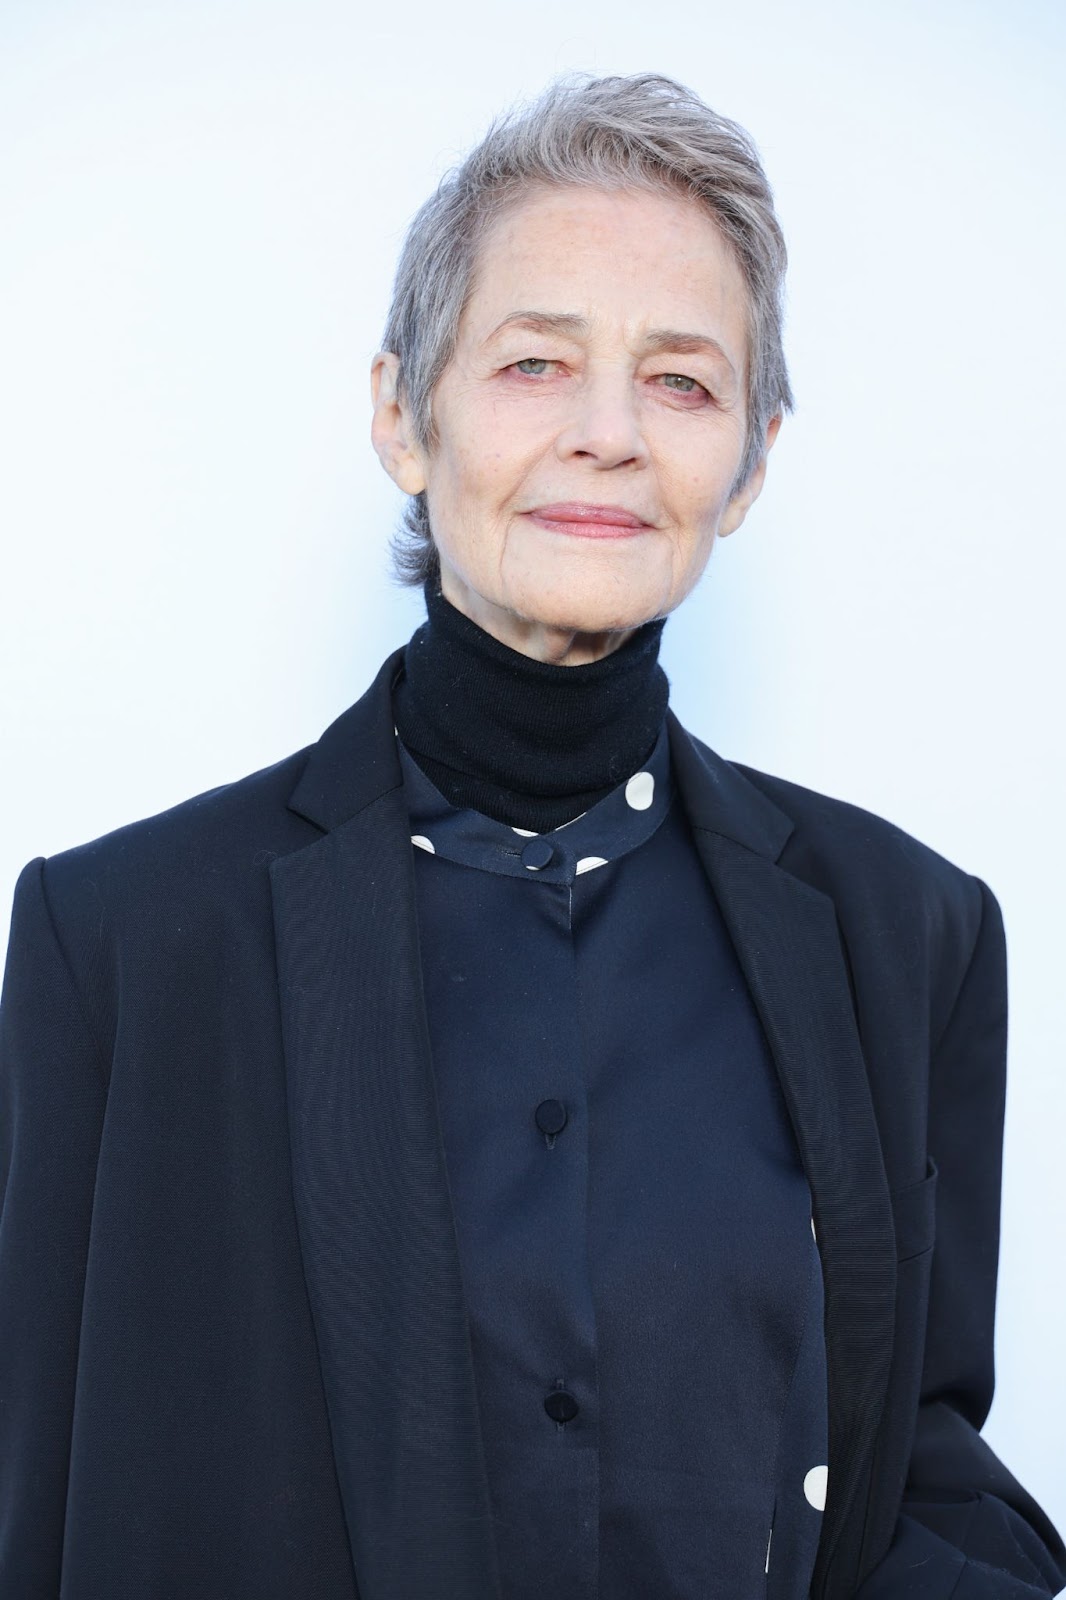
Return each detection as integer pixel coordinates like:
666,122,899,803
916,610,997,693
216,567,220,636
395,671,828,1597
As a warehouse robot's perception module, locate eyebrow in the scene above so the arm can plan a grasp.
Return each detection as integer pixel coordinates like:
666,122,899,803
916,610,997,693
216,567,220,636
486,309,738,378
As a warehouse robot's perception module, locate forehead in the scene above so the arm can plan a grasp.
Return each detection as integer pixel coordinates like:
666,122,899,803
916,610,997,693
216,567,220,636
461,184,749,364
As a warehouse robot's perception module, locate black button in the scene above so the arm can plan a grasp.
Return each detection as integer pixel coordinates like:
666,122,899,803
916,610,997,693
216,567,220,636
522,838,555,871
535,1099,568,1136
544,1389,579,1423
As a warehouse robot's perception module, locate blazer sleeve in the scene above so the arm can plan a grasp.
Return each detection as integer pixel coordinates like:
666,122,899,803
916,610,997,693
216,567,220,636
855,875,1066,1598
0,857,110,1596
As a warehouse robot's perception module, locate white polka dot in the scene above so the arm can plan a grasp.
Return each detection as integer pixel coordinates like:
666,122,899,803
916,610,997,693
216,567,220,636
575,856,609,875
411,835,435,854
511,826,539,837
625,771,654,810
803,1465,828,1511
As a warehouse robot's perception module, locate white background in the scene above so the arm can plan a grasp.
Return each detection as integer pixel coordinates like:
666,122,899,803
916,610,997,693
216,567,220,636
2,0,1063,1536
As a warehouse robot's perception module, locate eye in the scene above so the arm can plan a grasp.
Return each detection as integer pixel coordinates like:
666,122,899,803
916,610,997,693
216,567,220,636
511,357,555,376
659,373,710,398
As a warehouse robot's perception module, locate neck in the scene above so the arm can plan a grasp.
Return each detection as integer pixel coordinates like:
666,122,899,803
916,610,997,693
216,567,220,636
392,577,671,831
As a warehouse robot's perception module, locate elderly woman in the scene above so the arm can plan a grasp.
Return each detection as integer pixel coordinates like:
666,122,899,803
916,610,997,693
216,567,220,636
0,71,1061,1600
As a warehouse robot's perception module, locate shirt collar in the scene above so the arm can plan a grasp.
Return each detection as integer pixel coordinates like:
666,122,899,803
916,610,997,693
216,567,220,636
395,717,674,887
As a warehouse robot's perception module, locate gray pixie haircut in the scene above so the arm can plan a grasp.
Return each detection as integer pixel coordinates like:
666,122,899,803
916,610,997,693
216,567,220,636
380,70,793,587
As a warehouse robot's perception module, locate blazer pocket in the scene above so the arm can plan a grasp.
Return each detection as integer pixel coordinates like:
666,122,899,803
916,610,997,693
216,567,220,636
889,1160,938,1263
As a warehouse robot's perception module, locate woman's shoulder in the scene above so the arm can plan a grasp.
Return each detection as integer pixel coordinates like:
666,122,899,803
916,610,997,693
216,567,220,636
13,739,323,961
12,651,404,963
721,746,989,957
729,750,963,865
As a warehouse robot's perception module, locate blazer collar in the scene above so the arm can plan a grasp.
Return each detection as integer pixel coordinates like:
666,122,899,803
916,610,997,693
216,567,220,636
272,649,895,1600
665,707,794,859
285,646,409,832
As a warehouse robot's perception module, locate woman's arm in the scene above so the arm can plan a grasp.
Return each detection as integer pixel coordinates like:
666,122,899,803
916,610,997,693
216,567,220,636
855,877,1065,1597
0,857,110,1595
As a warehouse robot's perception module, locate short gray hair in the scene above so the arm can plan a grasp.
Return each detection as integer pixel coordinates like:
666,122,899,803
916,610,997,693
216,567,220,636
379,71,793,587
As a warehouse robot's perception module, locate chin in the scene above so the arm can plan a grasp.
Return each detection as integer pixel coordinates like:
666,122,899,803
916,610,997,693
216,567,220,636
512,582,663,637
500,556,669,638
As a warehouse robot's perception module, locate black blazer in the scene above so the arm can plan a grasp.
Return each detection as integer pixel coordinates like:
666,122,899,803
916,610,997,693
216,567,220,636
1,645,1062,1600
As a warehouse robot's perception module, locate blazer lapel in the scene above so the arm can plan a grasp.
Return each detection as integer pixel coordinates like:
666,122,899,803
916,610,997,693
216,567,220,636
269,649,501,1600
667,712,897,1600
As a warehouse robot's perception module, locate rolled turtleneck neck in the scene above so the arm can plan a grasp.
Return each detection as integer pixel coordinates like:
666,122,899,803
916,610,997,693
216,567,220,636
392,577,671,832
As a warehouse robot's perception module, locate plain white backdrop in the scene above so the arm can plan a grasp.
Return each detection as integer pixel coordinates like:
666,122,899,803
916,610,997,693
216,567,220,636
1,0,1063,1533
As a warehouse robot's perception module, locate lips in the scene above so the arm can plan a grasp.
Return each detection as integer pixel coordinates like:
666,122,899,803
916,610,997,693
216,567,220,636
525,501,654,545
530,502,652,528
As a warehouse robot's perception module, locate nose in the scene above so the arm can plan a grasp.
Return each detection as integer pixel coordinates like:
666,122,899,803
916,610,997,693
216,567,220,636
554,364,651,469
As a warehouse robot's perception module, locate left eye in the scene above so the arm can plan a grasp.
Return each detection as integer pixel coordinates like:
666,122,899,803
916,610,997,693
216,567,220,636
513,358,553,375
660,373,706,396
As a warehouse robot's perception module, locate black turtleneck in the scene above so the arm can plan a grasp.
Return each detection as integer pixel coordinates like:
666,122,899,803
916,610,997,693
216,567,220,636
391,577,671,833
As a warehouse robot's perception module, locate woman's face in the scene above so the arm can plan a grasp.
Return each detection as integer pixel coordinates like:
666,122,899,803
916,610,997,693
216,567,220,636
372,183,779,663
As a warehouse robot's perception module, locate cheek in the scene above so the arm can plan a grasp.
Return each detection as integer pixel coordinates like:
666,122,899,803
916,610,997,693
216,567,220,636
447,432,535,509
661,460,734,529
430,452,482,526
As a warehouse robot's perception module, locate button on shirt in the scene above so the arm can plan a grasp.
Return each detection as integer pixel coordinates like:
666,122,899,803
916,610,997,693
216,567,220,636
397,718,828,1600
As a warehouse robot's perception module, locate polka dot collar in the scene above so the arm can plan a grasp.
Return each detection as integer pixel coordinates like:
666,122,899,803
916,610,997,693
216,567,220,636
396,717,674,886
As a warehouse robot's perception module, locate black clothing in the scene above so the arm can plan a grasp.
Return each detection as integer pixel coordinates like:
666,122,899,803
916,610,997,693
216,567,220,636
0,643,1063,1598
392,577,670,831
398,717,828,1597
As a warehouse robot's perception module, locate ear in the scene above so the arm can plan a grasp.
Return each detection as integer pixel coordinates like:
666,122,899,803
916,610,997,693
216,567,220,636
718,413,782,538
370,352,428,497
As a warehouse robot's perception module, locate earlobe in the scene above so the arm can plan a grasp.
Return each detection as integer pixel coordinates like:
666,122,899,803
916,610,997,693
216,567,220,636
719,415,781,538
719,458,766,539
370,352,428,497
